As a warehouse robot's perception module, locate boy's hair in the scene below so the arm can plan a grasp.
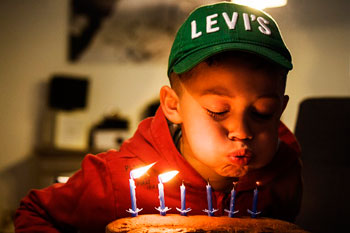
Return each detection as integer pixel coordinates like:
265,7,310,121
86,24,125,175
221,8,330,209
169,50,288,95
167,2,292,79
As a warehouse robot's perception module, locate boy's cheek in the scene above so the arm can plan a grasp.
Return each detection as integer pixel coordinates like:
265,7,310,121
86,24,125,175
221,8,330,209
185,120,226,150
251,118,280,135
254,133,279,160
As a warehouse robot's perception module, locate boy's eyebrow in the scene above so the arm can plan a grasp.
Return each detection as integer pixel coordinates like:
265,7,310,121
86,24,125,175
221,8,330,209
200,88,282,100
258,93,281,99
200,87,233,97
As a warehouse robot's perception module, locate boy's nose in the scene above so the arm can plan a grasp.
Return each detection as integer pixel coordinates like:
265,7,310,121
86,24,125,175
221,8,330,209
227,118,253,141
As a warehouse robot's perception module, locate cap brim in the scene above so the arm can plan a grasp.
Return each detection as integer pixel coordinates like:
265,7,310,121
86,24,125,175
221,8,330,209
172,43,293,75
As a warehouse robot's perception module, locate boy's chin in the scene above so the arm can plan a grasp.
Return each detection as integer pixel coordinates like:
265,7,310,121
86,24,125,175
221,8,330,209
217,165,249,178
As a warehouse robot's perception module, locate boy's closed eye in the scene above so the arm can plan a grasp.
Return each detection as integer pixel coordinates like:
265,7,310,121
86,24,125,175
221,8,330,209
251,109,274,120
206,109,229,120
200,96,231,121
251,97,282,121
206,107,275,121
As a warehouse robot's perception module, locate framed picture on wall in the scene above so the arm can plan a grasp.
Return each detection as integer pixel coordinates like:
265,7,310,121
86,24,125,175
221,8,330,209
68,0,218,63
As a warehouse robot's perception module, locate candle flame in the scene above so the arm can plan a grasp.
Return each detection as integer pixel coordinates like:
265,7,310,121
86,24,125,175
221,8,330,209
130,162,156,179
158,170,179,183
256,181,260,186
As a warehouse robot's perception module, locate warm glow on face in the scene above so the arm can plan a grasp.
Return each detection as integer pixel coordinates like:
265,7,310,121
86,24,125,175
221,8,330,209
231,0,287,10
158,171,179,183
130,162,156,179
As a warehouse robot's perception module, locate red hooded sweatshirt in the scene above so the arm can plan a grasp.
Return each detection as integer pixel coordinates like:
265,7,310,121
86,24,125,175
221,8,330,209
15,108,302,233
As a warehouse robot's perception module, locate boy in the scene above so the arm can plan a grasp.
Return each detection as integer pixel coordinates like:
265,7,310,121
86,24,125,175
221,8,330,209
15,2,302,232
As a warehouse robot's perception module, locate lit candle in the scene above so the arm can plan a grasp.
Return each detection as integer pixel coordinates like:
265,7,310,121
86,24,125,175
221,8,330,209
158,180,165,210
129,178,137,216
203,180,218,216
126,162,156,217
155,170,179,216
176,181,191,215
247,181,261,218
224,182,239,217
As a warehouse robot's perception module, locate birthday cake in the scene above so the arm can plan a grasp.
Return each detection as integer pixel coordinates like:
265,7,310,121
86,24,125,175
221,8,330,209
106,214,308,233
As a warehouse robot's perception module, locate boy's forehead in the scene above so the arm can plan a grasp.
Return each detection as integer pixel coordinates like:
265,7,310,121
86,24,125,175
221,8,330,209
181,60,286,96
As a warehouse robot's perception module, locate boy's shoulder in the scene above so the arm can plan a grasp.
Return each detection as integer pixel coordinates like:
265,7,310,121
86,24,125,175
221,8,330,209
92,149,143,168
87,109,173,171
278,122,301,155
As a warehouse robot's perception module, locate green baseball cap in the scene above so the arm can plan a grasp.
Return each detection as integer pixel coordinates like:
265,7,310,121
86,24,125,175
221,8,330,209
168,2,292,77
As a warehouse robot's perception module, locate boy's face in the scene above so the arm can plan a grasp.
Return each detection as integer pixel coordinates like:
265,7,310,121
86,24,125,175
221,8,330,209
165,57,288,178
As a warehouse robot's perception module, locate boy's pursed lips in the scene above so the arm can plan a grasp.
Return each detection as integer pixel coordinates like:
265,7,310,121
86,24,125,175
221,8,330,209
227,148,253,166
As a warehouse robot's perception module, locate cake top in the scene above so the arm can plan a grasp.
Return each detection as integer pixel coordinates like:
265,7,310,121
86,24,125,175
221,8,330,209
106,214,309,233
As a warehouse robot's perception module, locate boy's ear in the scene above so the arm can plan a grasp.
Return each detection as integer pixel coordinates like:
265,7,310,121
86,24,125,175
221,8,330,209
159,86,182,124
282,95,289,113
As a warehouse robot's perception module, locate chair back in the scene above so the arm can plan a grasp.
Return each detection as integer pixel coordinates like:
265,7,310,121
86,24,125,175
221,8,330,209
294,97,350,232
